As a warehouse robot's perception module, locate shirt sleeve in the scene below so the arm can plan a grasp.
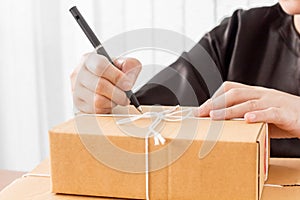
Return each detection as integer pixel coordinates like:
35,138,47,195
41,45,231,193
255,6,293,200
135,10,242,106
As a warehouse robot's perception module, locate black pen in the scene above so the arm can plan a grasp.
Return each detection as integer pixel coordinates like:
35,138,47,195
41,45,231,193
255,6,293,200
69,6,143,114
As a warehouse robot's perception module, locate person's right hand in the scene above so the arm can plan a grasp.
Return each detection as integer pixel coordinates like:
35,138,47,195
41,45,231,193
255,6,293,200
71,53,142,114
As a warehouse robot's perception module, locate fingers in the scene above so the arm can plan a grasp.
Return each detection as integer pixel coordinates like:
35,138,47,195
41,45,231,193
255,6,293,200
208,100,265,119
195,88,263,116
77,66,129,106
70,53,89,91
72,53,142,114
244,107,285,125
192,81,300,138
85,53,134,91
193,81,271,119
113,57,142,85
212,81,252,98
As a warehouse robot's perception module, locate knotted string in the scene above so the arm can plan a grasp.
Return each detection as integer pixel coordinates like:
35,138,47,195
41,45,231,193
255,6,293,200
117,105,192,145
116,105,193,200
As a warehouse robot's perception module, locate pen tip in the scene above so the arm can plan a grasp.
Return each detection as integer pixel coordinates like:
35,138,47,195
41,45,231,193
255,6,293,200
137,107,143,114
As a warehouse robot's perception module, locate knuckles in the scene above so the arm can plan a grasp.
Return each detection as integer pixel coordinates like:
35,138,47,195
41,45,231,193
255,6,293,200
226,88,239,97
125,58,142,70
112,69,124,86
247,100,259,111
269,107,280,121
121,58,142,78
72,53,139,114
221,81,234,92
94,95,110,108
85,53,111,75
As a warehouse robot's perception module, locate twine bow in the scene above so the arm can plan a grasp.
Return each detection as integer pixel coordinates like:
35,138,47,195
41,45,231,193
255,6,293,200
116,105,193,145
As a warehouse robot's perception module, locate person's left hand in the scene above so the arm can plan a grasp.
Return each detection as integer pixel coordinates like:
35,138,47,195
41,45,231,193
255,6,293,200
193,81,300,138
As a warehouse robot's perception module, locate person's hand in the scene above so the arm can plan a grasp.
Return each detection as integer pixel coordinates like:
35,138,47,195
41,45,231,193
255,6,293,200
194,81,300,138
71,53,142,114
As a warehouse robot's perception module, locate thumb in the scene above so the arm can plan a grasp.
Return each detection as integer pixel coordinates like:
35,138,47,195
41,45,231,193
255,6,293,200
114,57,142,85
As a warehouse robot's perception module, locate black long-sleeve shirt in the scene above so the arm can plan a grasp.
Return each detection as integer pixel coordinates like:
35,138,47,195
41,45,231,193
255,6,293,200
135,4,300,157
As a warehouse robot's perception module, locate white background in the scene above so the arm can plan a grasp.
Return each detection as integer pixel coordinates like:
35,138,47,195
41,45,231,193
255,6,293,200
0,0,277,171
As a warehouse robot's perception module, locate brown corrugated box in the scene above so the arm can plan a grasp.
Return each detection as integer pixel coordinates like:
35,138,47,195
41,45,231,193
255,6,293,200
1,158,299,200
48,106,268,200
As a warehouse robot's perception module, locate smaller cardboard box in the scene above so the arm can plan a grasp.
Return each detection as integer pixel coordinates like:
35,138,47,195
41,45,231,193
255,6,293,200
261,158,300,200
1,158,299,200
49,106,268,200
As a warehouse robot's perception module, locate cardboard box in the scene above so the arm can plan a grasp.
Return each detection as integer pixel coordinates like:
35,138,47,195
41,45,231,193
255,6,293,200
49,106,268,200
1,158,299,200
0,176,108,200
261,158,300,200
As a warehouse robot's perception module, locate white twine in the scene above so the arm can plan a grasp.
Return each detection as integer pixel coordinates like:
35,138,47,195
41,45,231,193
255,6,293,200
264,184,283,188
117,106,190,144
22,173,50,178
116,105,193,200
